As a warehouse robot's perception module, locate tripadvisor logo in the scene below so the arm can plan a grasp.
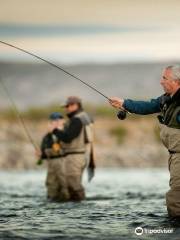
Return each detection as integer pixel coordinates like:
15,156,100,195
135,227,143,236
135,226,174,235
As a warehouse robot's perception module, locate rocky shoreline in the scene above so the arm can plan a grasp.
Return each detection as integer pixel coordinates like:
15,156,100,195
0,116,168,169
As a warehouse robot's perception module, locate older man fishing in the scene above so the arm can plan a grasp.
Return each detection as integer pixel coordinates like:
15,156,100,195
109,65,180,219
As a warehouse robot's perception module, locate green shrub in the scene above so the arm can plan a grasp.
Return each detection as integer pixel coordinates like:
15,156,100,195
23,104,65,120
154,126,161,142
0,103,66,121
110,126,127,144
84,104,115,118
1,108,16,121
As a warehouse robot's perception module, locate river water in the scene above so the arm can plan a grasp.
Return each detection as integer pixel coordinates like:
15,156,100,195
0,169,180,240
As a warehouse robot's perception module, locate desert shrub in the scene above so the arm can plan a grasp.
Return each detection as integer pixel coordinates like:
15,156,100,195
110,126,127,144
154,126,161,142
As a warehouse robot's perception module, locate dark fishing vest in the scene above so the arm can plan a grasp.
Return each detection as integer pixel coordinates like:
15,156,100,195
41,132,64,159
158,89,180,129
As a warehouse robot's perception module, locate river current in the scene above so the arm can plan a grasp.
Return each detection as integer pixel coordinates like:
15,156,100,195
0,169,180,240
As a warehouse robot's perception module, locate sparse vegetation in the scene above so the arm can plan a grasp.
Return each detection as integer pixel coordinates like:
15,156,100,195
94,105,115,117
0,105,167,169
110,126,127,144
0,103,115,121
0,103,156,121
0,103,65,121
154,126,161,142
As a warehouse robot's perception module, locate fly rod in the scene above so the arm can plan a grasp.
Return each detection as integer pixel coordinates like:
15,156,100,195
0,77,39,151
0,40,109,100
0,40,130,118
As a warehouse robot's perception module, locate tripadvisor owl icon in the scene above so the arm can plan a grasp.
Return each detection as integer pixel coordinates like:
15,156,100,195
135,227,143,236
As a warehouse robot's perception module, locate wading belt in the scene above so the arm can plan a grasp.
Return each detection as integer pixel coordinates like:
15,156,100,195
168,150,180,154
45,151,86,160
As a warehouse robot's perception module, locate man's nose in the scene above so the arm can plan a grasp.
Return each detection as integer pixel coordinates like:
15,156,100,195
160,79,164,85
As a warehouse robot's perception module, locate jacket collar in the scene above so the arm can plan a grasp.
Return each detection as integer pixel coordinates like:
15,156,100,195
171,88,180,102
162,88,180,107
67,109,82,119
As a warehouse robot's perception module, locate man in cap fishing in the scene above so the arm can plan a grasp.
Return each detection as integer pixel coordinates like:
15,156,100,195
0,41,98,202
109,65,180,218
45,96,95,202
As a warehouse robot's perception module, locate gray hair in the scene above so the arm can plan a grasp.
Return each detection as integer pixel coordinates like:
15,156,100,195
166,65,180,82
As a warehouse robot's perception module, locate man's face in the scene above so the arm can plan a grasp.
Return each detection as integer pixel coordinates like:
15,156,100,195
160,68,180,94
65,103,79,114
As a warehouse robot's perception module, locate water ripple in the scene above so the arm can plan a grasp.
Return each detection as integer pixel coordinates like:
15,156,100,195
0,169,179,240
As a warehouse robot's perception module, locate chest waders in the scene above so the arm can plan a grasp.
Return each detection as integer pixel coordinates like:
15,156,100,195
158,89,180,217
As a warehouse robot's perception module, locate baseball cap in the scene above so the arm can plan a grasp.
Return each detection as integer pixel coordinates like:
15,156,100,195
61,96,82,107
49,112,64,120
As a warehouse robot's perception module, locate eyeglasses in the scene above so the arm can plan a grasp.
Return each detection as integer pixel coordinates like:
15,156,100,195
162,75,180,81
162,76,171,81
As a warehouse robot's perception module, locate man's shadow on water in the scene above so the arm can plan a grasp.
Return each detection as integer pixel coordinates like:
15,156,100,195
144,213,180,229
162,216,180,228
